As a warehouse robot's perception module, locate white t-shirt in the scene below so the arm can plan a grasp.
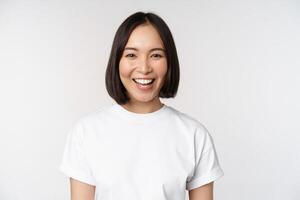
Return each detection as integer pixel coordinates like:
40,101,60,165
59,103,224,200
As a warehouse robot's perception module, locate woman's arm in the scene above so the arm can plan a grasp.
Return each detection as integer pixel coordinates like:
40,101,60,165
188,182,214,200
70,178,95,200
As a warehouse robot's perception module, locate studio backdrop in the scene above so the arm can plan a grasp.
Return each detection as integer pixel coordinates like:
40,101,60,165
0,0,299,199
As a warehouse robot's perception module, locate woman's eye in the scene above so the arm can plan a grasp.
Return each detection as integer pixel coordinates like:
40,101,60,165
125,54,135,58
152,54,162,58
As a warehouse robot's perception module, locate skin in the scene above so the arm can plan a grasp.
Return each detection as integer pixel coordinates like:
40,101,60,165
189,182,214,200
70,178,95,200
70,23,214,199
119,23,167,114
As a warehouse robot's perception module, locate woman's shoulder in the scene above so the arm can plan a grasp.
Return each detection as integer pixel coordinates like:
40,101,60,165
165,105,208,131
72,104,114,127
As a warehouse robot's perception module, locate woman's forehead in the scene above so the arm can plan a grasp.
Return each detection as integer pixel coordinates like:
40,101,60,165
125,24,165,50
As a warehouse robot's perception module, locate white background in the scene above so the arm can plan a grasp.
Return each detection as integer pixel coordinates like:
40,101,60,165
0,0,299,199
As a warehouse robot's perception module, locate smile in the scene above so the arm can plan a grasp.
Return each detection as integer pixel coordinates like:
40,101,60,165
133,78,155,85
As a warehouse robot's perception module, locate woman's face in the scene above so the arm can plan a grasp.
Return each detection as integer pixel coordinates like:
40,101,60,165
119,24,167,106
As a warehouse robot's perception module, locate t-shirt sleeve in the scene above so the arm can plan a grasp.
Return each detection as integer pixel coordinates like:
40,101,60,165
59,120,96,186
186,125,224,191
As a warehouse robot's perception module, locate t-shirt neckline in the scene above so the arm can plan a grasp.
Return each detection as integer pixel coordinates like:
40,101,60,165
112,103,169,123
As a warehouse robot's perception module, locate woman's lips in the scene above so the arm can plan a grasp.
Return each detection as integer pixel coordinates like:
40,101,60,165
133,79,155,91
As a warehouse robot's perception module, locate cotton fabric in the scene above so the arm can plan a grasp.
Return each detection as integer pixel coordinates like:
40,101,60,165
59,103,224,200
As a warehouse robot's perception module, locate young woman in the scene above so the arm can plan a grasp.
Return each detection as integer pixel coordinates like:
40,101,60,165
60,11,224,200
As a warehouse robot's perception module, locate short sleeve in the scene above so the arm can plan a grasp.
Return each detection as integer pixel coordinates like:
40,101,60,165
186,125,224,191
59,120,96,186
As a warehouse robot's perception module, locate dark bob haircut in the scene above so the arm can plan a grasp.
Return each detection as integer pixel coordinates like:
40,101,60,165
105,11,180,105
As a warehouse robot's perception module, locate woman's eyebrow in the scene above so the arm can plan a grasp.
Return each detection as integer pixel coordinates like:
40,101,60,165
124,47,165,52
150,48,166,52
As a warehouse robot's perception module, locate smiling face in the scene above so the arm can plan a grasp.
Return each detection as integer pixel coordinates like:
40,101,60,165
119,23,168,112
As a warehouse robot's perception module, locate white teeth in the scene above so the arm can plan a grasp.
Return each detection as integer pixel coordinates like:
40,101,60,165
134,79,154,84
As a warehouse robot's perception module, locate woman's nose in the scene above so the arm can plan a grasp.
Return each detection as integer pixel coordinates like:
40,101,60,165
137,57,152,74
